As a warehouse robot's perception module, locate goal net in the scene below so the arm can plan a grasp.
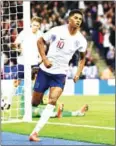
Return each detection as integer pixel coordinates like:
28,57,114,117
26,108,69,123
1,1,32,123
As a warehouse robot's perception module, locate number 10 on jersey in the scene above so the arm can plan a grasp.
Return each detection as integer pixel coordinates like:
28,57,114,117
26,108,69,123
57,40,65,49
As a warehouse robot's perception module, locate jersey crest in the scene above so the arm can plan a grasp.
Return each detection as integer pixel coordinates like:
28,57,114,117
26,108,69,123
51,34,56,42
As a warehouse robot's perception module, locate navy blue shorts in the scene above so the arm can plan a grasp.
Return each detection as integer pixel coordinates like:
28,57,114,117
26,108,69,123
34,68,66,93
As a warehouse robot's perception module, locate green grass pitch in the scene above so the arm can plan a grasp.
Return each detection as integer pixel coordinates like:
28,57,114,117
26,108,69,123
2,95,115,145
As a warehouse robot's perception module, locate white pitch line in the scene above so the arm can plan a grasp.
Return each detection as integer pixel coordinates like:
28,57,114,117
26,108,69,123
31,121,114,131
2,121,115,131
47,122,115,130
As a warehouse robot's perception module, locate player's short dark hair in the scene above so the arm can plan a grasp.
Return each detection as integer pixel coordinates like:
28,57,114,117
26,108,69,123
69,9,83,27
69,9,83,17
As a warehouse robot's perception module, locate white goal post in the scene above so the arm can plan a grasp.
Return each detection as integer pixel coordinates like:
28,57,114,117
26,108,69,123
23,1,32,122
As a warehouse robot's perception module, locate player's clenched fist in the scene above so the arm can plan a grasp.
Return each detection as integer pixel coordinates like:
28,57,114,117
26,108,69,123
73,74,79,83
43,58,52,68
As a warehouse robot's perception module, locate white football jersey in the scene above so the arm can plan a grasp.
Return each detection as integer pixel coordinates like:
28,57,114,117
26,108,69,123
15,28,43,65
40,24,87,74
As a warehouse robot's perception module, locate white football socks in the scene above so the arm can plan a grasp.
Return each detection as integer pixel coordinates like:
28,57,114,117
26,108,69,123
31,104,55,135
72,110,84,116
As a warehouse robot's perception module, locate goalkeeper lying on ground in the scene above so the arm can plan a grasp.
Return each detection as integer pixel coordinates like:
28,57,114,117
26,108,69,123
32,96,88,118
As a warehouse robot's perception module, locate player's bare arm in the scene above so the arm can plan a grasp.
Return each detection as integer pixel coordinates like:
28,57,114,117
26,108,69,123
37,37,52,68
73,51,86,83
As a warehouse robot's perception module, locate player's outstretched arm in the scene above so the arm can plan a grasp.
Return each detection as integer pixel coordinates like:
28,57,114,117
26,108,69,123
37,37,52,68
73,52,86,83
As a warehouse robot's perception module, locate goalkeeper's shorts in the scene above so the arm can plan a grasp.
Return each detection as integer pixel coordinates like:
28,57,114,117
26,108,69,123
34,68,66,93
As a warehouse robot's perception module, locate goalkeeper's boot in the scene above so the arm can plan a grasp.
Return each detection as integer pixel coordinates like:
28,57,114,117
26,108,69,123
29,132,40,142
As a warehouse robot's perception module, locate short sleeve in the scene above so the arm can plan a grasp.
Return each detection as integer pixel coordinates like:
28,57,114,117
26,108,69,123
78,39,87,52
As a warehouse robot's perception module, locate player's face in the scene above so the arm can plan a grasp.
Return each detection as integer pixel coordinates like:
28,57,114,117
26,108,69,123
69,13,83,28
31,21,40,33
